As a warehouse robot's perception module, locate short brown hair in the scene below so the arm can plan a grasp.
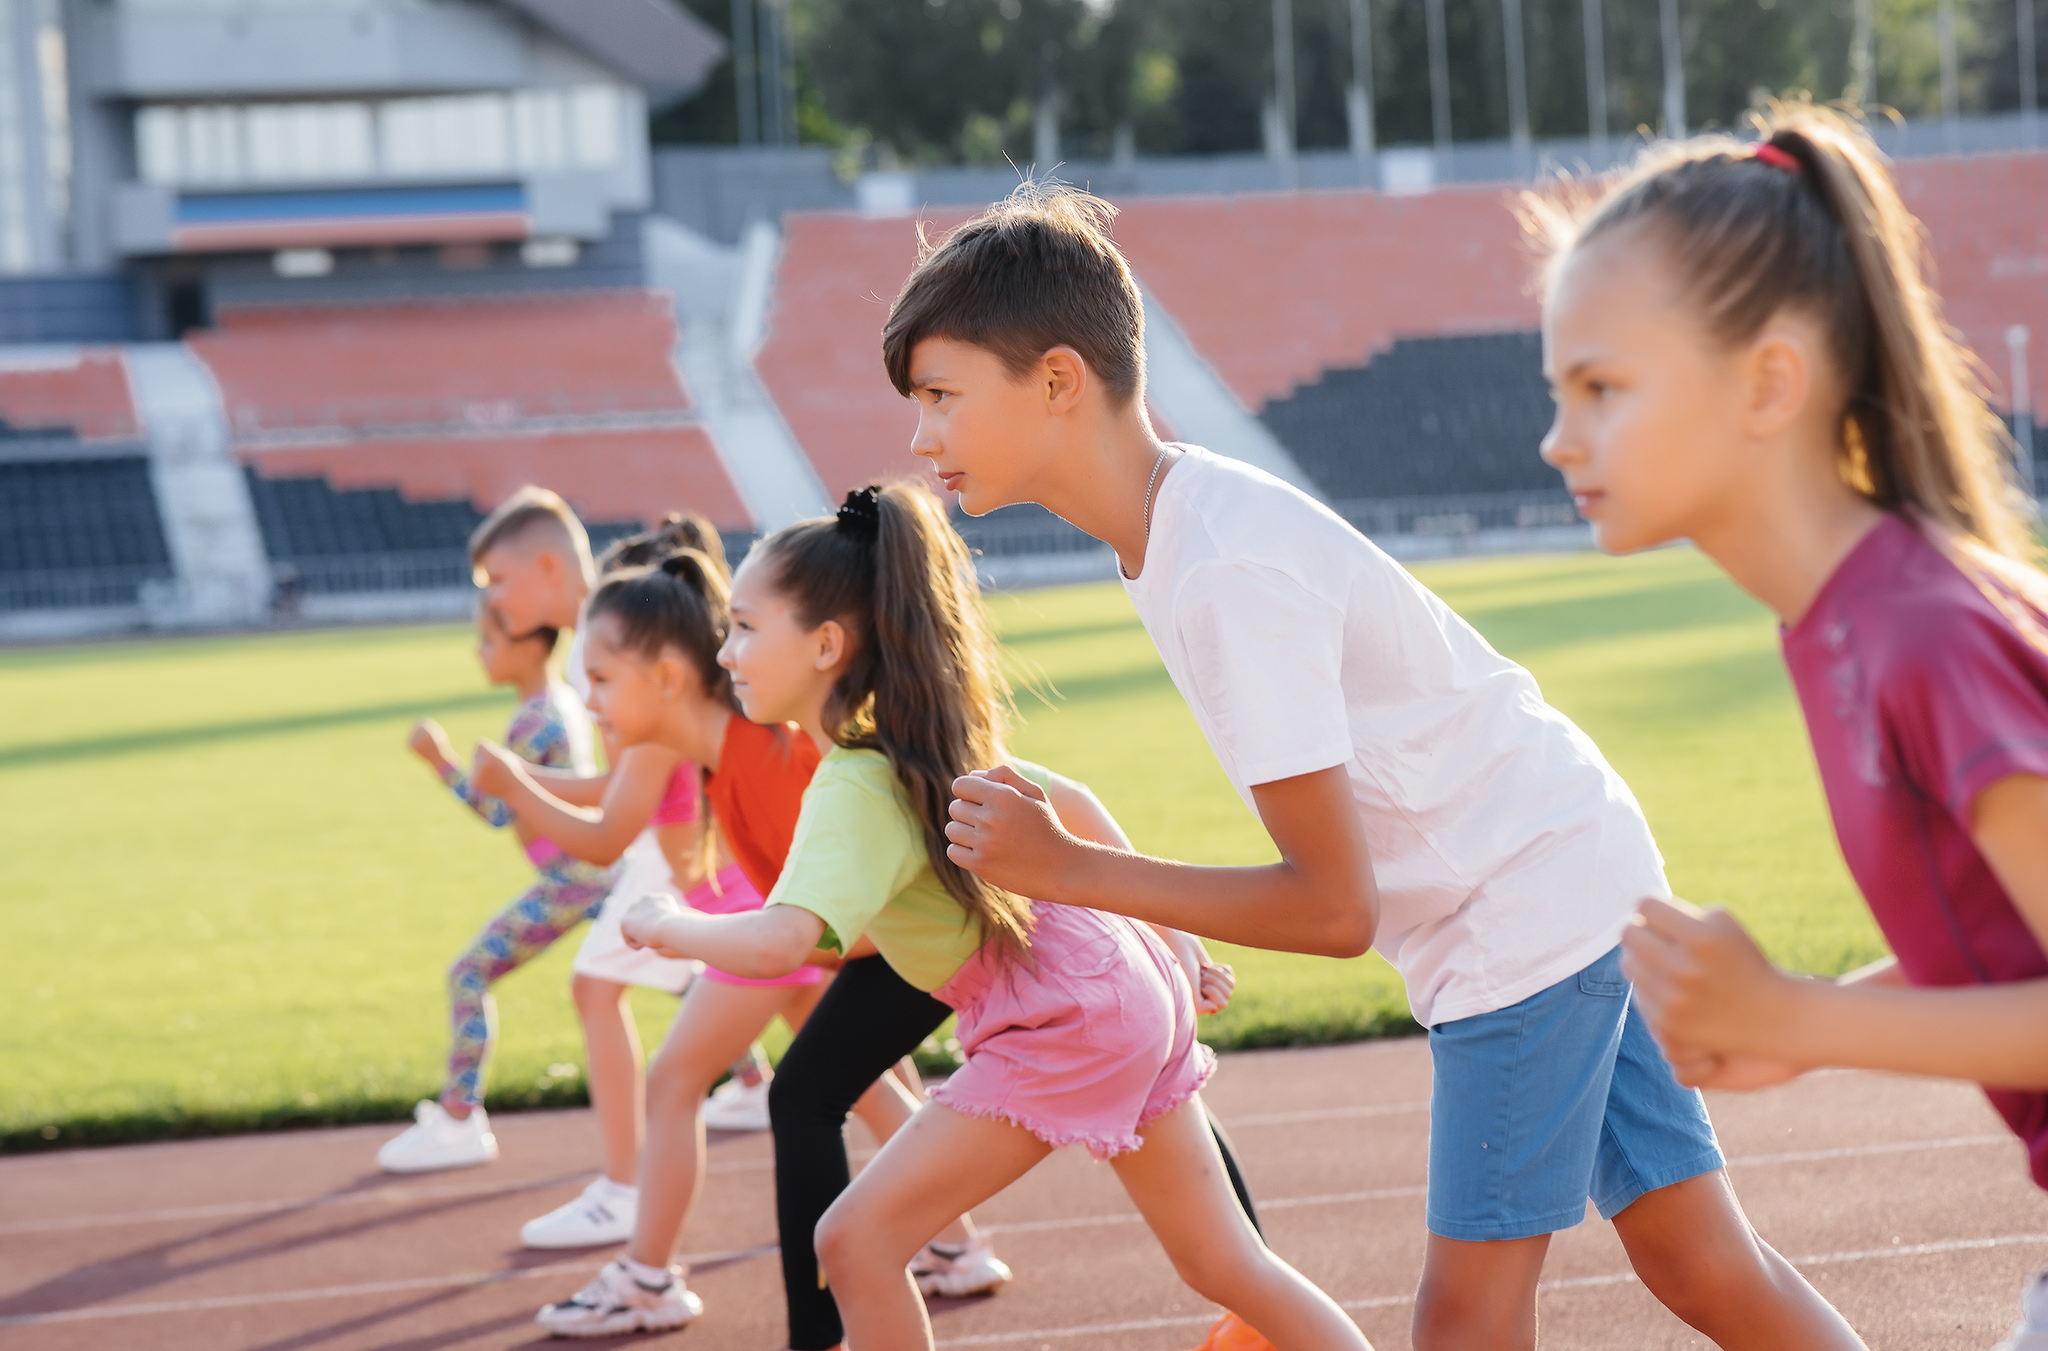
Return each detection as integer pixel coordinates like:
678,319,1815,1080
883,182,1145,405
467,485,593,582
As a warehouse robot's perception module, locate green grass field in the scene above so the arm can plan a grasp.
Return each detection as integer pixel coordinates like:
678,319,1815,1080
0,547,1882,1151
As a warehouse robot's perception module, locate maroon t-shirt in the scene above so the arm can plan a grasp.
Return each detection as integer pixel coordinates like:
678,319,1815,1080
1782,514,2048,1187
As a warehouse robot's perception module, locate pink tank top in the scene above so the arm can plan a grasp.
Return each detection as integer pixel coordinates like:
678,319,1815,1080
650,762,700,827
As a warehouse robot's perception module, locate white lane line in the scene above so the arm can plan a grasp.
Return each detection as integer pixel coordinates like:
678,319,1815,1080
0,1243,779,1328
1222,1101,1429,1128
935,1231,2048,1344
1724,1134,2012,1168
981,1134,2005,1239
0,1174,584,1237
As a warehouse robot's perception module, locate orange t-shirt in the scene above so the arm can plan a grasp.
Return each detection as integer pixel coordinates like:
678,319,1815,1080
705,714,823,897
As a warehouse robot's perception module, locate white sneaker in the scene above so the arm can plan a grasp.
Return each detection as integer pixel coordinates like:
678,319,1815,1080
521,1177,638,1249
535,1259,703,1338
911,1239,1013,1298
1995,1269,2048,1350
700,1076,772,1132
376,1101,497,1173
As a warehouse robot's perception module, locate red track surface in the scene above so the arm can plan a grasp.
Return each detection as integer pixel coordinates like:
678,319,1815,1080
4,1039,2044,1349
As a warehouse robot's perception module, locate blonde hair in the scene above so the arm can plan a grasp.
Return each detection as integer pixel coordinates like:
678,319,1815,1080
468,485,594,585
1525,100,2047,629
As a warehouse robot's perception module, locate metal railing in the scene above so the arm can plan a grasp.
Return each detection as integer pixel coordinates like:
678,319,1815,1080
1330,489,1579,540
0,565,170,612
279,550,473,596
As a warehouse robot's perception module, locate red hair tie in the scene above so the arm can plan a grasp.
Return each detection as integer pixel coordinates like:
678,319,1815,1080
1753,143,1801,173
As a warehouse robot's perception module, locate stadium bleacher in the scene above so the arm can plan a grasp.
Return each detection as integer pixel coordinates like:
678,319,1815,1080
0,456,176,610
0,352,141,442
1261,332,1558,500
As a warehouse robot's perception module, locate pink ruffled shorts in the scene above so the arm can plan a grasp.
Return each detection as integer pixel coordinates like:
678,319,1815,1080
686,864,825,988
928,902,1215,1160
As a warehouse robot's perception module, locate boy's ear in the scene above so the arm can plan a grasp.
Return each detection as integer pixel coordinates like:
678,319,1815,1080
1041,346,1088,414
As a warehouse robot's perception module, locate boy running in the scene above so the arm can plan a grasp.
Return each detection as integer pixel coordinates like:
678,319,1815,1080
907,186,1862,1350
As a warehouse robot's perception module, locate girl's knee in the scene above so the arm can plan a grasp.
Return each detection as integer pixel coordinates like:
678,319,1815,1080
571,973,623,1015
812,1197,864,1277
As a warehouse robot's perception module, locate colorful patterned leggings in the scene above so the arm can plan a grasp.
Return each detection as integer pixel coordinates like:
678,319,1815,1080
444,856,612,1111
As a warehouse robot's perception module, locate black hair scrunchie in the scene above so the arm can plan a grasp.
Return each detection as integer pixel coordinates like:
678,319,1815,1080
836,486,882,545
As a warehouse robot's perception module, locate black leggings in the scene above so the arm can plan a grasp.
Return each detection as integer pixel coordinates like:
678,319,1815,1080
768,955,1262,1351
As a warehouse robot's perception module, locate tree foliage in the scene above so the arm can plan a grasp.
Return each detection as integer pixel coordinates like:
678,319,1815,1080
654,0,2048,160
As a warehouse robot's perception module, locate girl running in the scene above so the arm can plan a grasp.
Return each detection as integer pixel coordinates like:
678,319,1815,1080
377,601,607,1172
1529,102,2048,1347
477,546,1010,1335
616,482,1369,1351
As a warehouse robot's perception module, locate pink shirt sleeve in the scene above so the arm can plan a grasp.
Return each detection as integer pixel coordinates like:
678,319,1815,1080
1885,603,2048,822
650,762,701,827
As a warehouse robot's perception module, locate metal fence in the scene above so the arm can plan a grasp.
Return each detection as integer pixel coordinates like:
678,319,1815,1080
281,551,474,596
0,565,171,612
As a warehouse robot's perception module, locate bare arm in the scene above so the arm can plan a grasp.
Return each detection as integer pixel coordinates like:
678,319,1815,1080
620,893,826,980
1032,768,1236,1013
1623,772,2048,1088
947,763,1376,959
473,741,678,866
521,764,611,809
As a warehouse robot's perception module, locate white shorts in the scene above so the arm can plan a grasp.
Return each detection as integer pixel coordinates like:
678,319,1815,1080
571,831,700,994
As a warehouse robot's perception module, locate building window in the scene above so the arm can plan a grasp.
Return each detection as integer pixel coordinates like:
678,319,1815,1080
135,87,623,187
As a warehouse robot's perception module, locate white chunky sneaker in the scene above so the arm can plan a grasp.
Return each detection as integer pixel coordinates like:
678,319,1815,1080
376,1101,497,1173
1994,1269,2048,1350
535,1259,703,1338
521,1177,638,1249
700,1076,772,1132
911,1239,1013,1298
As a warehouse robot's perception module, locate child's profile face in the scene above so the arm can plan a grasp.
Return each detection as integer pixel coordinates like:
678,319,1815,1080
473,608,529,686
477,542,561,637
580,615,665,745
1540,227,1753,556
720,553,834,727
906,336,1055,517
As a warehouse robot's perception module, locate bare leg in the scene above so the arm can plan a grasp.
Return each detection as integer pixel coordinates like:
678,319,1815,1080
844,1059,980,1249
572,973,643,1186
814,1102,1052,1349
628,978,825,1269
1412,1232,1551,1351
1613,1171,1865,1349
1111,1095,1370,1350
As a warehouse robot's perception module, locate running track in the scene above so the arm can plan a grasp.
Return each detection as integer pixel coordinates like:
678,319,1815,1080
4,1039,2045,1349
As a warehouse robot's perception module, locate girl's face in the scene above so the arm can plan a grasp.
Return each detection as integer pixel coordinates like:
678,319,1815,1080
720,552,845,729
580,613,670,746
474,607,534,686
1540,226,1755,555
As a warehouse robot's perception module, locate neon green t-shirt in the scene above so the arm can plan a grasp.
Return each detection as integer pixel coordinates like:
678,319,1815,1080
763,745,1046,992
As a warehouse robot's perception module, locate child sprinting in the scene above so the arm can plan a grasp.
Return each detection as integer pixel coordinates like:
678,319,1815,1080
904,185,1865,1349
1522,103,2048,1349
478,543,1018,1334
377,601,607,1171
613,482,1368,1351
450,489,694,1246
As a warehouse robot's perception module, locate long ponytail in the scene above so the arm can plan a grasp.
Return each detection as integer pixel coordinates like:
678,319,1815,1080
1525,99,2048,633
756,481,1032,959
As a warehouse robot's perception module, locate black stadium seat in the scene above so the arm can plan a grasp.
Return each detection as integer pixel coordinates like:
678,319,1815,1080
0,457,176,609
1260,332,1564,502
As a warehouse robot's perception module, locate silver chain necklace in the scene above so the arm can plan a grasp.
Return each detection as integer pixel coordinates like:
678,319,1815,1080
1121,446,1170,582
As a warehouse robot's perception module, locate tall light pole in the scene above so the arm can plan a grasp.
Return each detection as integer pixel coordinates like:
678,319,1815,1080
2021,0,2038,147
1939,0,1960,151
1583,0,1608,162
1851,0,1875,112
1503,0,1530,176
1659,0,1685,136
1426,0,1452,166
731,0,758,146
1347,0,1377,175
1270,0,1297,179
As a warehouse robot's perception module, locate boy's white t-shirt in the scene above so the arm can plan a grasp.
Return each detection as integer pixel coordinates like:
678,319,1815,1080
1121,447,1669,1027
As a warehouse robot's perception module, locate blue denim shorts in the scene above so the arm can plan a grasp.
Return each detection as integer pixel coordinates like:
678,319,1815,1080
1425,946,1724,1242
